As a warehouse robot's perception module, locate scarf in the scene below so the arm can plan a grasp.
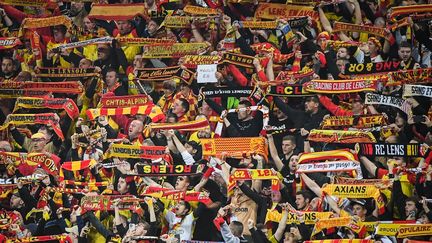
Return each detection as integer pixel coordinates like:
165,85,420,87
228,169,281,195
321,115,386,129
0,152,60,176
135,66,194,85
265,210,334,225
20,15,72,32
298,149,357,164
344,61,401,75
148,118,210,132
308,129,377,143
0,0,48,7
0,37,22,50
322,184,385,214
0,113,64,140
304,240,373,243
296,160,362,178
100,94,150,108
142,43,209,58
355,143,427,157
182,55,221,69
255,3,318,21
36,67,99,78
131,164,205,176
303,79,377,93
86,104,160,120
13,97,79,119
88,4,147,21
56,36,113,50
334,177,393,189
312,216,364,236
201,137,269,161
389,4,432,20
364,93,412,115
265,84,311,97
397,224,432,238
221,52,255,68
403,84,432,98
81,195,144,215
0,89,49,98
333,22,387,39
104,144,166,159
201,87,254,98
0,81,84,94
143,187,212,205
6,235,72,243
183,5,219,16
237,20,278,29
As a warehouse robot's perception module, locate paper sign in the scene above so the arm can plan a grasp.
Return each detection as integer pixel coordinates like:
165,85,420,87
197,64,217,83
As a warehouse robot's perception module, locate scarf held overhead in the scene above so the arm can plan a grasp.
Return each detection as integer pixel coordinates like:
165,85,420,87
104,144,166,159
88,4,147,21
303,79,377,93
13,97,79,119
355,143,427,157
307,129,377,143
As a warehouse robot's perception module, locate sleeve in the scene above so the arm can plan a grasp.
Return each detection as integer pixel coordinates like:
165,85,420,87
227,64,248,87
180,151,196,165
235,33,256,56
392,180,407,219
274,97,305,128
318,95,352,116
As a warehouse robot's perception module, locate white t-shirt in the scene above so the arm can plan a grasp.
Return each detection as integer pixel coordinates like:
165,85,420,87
165,210,196,241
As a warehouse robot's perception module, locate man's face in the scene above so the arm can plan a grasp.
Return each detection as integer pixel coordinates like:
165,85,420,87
52,28,65,42
237,104,249,121
97,45,110,60
275,109,287,120
1,59,14,75
288,155,299,172
70,2,84,16
105,71,117,87
146,20,158,35
83,17,95,32
398,47,412,62
128,120,143,139
117,21,132,35
172,100,184,116
336,59,346,73
31,138,47,152
295,194,308,210
271,190,281,202
79,59,92,69
405,201,416,216
367,40,378,53
352,101,363,114
337,47,349,59
180,85,190,97
10,194,23,208
352,204,367,218
304,99,318,113
282,140,295,155
117,177,128,194
175,176,189,190
133,55,143,68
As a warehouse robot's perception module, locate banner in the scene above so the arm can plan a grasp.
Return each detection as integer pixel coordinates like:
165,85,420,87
135,66,194,85
21,15,72,30
86,104,159,120
0,37,22,50
182,55,221,69
344,61,401,75
132,164,205,176
0,81,83,94
266,84,311,97
0,113,64,140
321,115,385,129
296,160,361,176
88,4,147,21
36,67,99,78
322,184,385,214
100,95,149,108
308,129,377,143
201,87,253,98
143,43,209,58
201,137,268,160
303,79,377,93
298,149,357,164
364,93,412,115
104,144,166,159
397,224,432,238
355,143,427,157
148,119,210,132
265,210,334,225
333,22,387,38
221,52,255,68
403,84,432,98
14,97,79,119
254,3,318,20
183,5,219,16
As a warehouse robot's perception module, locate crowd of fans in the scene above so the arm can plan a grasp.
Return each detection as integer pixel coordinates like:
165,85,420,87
0,0,432,242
